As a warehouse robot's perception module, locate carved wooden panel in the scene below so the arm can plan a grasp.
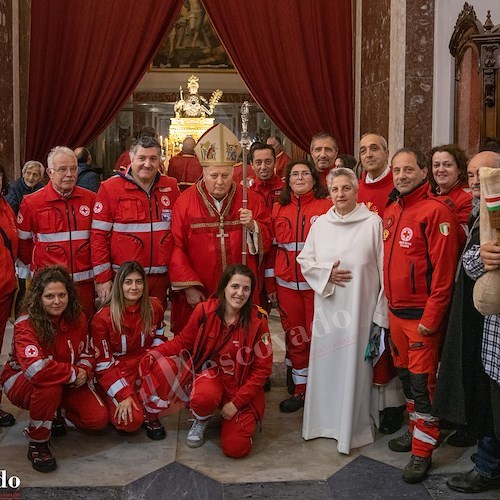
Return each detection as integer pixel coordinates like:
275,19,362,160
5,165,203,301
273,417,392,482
450,3,500,152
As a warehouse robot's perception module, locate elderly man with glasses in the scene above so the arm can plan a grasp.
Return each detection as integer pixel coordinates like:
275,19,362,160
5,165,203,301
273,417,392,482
17,146,96,318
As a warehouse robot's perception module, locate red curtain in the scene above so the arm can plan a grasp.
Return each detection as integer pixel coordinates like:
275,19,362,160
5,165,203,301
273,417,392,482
25,0,183,163
203,0,353,154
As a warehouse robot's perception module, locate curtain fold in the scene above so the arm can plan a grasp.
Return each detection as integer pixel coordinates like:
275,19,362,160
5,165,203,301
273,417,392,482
203,0,353,154
26,0,183,163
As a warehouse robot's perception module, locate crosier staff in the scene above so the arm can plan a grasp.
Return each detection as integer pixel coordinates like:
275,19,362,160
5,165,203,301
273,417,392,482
240,101,250,265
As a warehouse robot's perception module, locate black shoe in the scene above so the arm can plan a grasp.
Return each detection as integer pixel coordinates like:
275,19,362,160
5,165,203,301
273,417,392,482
28,441,57,473
447,429,476,447
142,419,166,440
447,469,500,493
388,430,412,452
402,454,431,483
471,452,478,464
279,393,304,413
379,406,405,435
51,416,67,437
264,377,271,392
286,367,295,395
0,408,15,427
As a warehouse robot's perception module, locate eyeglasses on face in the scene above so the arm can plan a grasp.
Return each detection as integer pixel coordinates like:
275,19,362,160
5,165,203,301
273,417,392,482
52,167,78,175
290,171,312,178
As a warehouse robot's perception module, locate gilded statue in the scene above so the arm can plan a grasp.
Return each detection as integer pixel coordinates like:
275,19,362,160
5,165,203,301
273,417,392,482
174,75,223,118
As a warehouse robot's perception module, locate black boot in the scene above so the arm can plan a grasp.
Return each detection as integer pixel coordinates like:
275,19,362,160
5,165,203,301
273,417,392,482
0,408,15,427
279,393,304,413
379,405,405,434
28,441,57,473
447,469,500,493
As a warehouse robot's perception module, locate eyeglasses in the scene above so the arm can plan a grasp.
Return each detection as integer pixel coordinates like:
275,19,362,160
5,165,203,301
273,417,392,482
52,167,78,175
290,171,312,178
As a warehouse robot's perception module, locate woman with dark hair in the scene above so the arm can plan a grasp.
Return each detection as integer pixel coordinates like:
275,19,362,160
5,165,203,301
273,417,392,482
91,261,167,440
335,154,357,171
268,160,331,413
0,163,18,427
429,144,472,234
0,265,108,472
141,264,272,458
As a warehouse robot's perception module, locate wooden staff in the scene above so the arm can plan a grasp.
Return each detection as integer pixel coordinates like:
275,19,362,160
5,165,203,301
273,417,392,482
240,101,250,265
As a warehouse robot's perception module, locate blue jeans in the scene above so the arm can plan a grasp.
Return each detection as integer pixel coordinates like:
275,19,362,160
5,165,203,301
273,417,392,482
475,379,500,478
476,436,500,478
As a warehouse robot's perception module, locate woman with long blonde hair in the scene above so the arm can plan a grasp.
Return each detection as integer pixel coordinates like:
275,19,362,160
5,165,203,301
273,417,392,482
91,261,167,439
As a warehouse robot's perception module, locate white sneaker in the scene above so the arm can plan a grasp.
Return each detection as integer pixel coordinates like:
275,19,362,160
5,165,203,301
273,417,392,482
186,418,209,448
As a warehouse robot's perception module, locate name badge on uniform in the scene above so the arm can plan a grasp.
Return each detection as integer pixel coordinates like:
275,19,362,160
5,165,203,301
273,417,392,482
162,209,172,222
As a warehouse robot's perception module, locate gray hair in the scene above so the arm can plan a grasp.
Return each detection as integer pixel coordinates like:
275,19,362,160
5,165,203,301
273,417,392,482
326,167,358,191
22,160,44,177
47,146,76,171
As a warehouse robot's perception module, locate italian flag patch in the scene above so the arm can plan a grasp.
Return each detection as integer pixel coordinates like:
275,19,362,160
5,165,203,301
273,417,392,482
439,222,450,236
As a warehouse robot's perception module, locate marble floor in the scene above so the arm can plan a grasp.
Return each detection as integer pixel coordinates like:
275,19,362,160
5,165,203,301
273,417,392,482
0,313,495,499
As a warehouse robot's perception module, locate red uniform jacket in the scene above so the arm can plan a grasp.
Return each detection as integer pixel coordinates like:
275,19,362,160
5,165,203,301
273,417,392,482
17,183,95,283
274,151,292,179
91,172,180,284
169,181,272,295
167,152,203,191
429,183,472,232
91,297,165,402
0,312,94,389
114,151,131,172
383,181,460,332
269,191,332,292
232,162,256,185
153,297,272,416
249,175,284,213
0,197,18,294
357,170,394,218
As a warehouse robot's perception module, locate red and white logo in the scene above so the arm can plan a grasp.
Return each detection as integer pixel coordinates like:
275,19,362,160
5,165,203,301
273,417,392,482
400,227,413,242
399,227,413,248
17,213,23,224
310,215,320,225
79,205,90,217
161,195,170,207
25,345,39,358
93,202,103,214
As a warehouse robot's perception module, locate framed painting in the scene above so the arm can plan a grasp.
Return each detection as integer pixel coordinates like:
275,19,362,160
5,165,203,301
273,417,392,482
151,1,235,72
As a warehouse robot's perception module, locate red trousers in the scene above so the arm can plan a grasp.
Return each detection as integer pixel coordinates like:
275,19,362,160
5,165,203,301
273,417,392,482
76,281,95,320
191,368,257,458
147,274,169,309
139,357,258,458
4,373,108,442
276,285,314,393
0,291,14,409
388,313,442,458
98,356,164,433
0,291,14,350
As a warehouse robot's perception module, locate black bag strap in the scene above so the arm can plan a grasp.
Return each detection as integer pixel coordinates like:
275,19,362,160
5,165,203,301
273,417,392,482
0,227,14,263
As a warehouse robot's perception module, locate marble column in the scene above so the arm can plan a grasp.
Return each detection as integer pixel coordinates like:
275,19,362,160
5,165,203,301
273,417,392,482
356,0,434,155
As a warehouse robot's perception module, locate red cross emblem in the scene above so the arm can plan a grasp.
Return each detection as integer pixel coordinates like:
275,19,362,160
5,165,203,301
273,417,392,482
25,345,39,358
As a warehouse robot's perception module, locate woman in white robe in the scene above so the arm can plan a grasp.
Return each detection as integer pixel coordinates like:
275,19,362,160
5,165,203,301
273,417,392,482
298,167,388,455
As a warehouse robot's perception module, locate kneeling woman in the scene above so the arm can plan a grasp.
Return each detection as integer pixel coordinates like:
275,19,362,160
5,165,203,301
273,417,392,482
142,264,273,458
0,266,108,472
91,261,167,440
